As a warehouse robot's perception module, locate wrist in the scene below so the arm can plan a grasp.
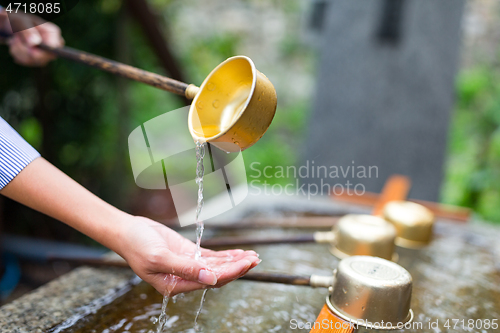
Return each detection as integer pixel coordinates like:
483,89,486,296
89,206,135,258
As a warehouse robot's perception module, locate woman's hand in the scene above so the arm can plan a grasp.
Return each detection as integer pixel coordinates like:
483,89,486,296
117,216,260,296
1,158,259,297
0,11,63,66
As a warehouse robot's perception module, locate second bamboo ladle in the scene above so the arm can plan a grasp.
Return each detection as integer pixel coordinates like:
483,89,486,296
201,175,411,261
51,254,414,330
2,33,278,152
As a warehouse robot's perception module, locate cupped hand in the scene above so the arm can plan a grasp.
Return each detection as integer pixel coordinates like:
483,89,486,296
117,216,260,296
2,12,64,66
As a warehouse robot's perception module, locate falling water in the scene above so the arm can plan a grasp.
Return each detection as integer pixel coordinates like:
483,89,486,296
193,289,209,331
193,141,207,330
155,296,170,333
194,140,206,260
157,141,206,333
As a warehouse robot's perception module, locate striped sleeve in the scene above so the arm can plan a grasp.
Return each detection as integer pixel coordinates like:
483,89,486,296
0,116,41,189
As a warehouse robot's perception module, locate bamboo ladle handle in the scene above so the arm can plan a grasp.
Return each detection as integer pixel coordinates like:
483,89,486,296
200,175,411,248
36,43,200,99
0,31,200,99
47,256,334,288
200,234,318,248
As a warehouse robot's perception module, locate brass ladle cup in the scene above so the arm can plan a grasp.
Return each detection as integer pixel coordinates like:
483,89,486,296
1,34,277,151
188,56,277,152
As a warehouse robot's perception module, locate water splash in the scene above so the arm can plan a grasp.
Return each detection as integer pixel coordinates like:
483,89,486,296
155,296,170,333
156,274,180,333
194,289,209,331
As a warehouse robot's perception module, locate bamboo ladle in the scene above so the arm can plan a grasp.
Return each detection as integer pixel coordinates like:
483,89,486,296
47,255,333,288
1,33,277,152
201,175,411,258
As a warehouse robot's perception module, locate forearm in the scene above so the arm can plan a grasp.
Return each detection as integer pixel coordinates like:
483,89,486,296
0,157,131,256
0,158,261,295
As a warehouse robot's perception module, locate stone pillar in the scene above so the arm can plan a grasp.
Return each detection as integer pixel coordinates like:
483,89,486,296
302,0,465,201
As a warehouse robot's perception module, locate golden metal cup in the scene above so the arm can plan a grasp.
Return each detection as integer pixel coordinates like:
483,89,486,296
327,256,413,330
188,56,277,152
383,201,435,248
330,214,397,261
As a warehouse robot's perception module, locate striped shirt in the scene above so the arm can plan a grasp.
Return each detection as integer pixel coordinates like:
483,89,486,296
0,116,40,189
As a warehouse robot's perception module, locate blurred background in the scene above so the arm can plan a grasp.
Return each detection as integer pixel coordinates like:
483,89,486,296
0,0,498,301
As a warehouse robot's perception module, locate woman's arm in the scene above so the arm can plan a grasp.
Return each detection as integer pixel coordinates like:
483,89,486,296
0,158,260,295
1,158,128,252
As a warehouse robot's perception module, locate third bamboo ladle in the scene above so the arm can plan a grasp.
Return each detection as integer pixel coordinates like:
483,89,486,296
50,254,414,330
201,175,412,261
3,34,278,152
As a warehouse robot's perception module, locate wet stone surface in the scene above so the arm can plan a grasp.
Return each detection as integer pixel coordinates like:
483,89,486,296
52,220,500,333
0,267,135,333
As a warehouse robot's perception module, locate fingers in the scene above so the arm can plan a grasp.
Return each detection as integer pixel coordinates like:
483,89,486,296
200,248,259,259
157,254,218,286
197,249,260,274
168,280,208,296
200,248,244,256
16,26,42,46
9,36,35,66
147,273,206,296
37,21,64,47
147,255,261,296
213,259,254,288
156,248,259,284
8,19,62,66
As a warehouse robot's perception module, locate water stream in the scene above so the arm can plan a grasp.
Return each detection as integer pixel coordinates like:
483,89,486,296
193,141,207,330
194,141,206,260
157,141,207,333
155,296,170,333
193,289,209,331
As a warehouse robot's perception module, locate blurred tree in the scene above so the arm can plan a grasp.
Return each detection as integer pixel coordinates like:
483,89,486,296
0,0,125,242
443,66,500,223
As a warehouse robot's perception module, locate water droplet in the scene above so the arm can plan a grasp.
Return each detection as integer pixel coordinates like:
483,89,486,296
342,288,347,294
212,99,220,108
197,100,204,109
207,82,216,91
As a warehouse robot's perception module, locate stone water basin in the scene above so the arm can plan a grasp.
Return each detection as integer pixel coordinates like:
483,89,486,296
50,217,500,333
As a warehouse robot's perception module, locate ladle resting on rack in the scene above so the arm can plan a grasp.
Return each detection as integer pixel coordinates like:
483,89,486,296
50,254,414,330
201,175,427,260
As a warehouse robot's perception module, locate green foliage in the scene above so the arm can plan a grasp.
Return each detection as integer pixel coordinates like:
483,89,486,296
180,33,242,84
0,0,131,240
442,67,500,223
243,100,310,186
0,0,314,240
18,117,43,149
